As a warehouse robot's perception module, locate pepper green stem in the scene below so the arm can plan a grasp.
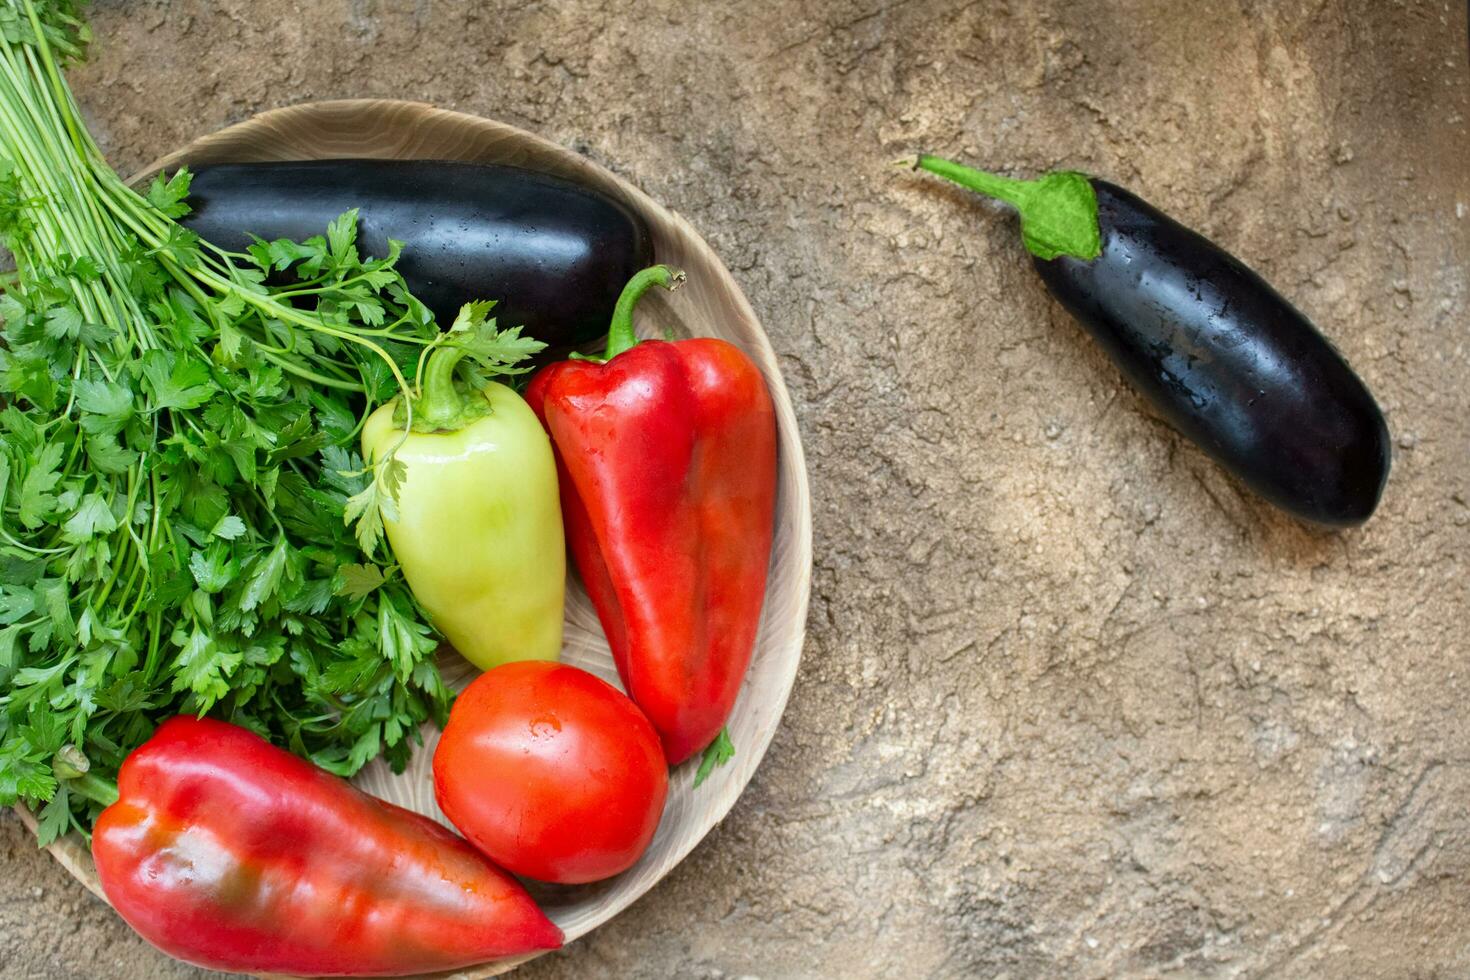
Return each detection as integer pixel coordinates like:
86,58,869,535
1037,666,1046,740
64,771,119,808
406,343,490,433
419,345,468,425
602,265,687,361
899,152,1102,262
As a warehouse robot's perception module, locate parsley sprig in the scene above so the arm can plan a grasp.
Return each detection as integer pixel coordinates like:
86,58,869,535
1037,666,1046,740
0,0,527,842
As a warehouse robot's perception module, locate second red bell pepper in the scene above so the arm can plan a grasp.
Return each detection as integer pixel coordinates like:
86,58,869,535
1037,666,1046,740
90,716,562,977
526,266,778,765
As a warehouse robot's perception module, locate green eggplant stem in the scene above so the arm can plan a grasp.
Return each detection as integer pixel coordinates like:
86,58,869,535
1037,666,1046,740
904,154,1031,208
602,265,687,361
899,152,1103,262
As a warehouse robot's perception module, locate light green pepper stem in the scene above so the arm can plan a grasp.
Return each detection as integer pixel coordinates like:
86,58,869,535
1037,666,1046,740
408,344,490,433
64,771,120,808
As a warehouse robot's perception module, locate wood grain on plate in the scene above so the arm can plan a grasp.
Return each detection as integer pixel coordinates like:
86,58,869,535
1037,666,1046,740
22,100,812,979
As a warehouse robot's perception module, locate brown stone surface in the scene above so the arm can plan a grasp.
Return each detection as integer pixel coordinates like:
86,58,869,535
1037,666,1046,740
3,0,1469,977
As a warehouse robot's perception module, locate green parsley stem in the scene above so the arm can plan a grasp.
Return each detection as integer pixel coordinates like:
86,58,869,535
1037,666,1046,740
256,348,367,392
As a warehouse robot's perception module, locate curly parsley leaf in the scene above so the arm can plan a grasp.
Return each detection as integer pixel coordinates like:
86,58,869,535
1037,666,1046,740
145,169,193,219
17,441,64,529
446,301,546,383
338,562,391,600
140,349,216,410
694,728,736,788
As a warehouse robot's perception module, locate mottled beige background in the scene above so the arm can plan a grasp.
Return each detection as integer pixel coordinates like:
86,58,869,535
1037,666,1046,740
3,1,1468,977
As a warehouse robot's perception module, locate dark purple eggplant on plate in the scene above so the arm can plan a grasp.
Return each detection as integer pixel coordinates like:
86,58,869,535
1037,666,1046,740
184,159,653,348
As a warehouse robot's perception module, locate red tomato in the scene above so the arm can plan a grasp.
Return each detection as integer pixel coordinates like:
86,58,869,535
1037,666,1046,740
434,661,669,884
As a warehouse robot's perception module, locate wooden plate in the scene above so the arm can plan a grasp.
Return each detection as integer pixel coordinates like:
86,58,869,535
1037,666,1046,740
22,100,812,979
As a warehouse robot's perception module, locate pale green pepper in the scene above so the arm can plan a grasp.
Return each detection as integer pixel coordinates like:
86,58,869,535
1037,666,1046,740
362,317,564,671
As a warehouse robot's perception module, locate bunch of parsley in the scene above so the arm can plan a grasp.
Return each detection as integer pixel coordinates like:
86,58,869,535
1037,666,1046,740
0,0,539,842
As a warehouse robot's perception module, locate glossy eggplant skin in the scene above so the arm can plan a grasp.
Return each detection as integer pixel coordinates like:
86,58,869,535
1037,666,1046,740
1035,180,1390,526
183,159,654,346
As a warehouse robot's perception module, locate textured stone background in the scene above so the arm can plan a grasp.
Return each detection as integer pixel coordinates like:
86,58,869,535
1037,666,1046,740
3,0,1468,977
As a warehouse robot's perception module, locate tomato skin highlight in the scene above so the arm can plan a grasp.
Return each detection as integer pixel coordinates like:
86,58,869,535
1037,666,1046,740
434,662,669,884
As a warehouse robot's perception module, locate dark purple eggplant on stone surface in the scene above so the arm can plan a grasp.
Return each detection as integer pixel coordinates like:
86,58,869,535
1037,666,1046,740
903,154,1391,527
182,159,654,347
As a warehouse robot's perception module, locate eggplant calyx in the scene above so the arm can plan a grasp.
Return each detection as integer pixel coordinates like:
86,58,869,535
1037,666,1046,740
901,153,1103,262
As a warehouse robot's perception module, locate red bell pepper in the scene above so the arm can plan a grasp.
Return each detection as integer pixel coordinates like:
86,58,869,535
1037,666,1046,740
90,716,561,976
525,266,778,765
